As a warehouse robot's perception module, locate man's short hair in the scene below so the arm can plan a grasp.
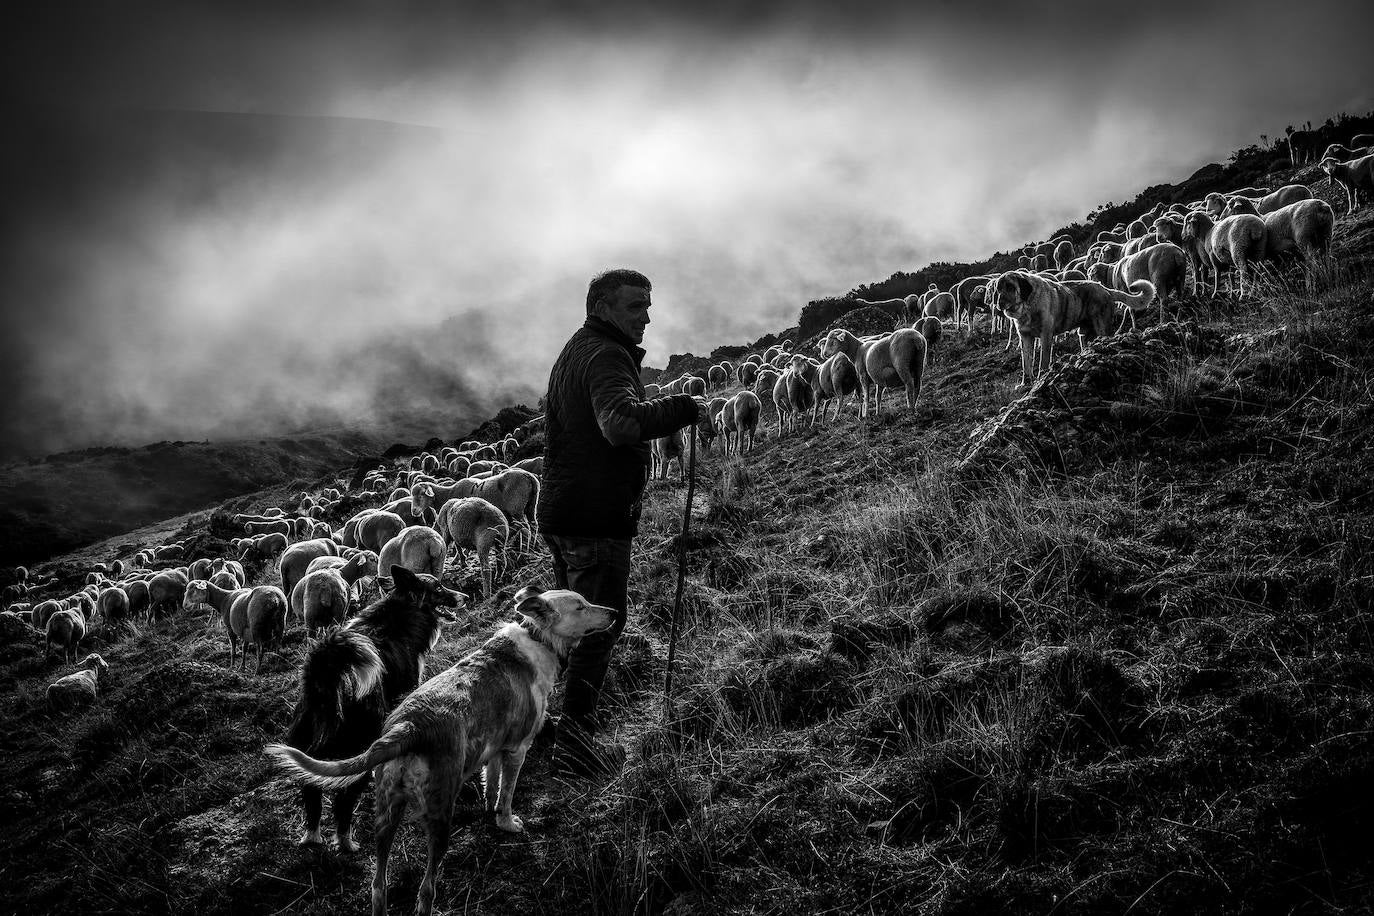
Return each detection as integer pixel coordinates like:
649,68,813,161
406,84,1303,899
586,269,651,315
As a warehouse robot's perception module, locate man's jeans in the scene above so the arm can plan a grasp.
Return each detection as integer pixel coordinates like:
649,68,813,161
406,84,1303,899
543,534,632,738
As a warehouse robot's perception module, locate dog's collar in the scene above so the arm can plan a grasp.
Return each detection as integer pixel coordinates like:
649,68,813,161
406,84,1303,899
518,616,567,668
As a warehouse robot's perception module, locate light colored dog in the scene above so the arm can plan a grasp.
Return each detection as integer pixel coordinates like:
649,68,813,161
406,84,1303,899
266,586,614,916
994,271,1155,387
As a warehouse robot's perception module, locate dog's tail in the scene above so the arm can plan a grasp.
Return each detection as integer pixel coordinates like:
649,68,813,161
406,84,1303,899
1115,279,1156,314
266,719,419,791
1112,279,1155,334
290,628,384,747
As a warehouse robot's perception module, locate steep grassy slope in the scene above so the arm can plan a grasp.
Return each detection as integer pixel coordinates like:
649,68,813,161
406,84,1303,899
2,161,1372,915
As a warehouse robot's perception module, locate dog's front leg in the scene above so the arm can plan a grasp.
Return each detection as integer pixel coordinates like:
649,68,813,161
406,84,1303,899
495,744,531,832
1039,330,1054,379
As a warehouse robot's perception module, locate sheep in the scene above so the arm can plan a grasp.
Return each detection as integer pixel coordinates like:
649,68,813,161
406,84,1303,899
922,291,956,321
69,590,95,621
47,654,109,711
707,364,729,390
819,327,925,419
238,532,289,564
1242,198,1336,271
292,552,378,634
245,518,293,538
31,599,64,630
785,358,818,429
1123,231,1160,257
1320,154,1374,215
1182,211,1266,297
378,526,447,581
682,376,707,397
186,557,212,581
728,389,763,451
652,426,690,480
184,579,248,634
96,585,130,629
1097,226,1128,244
231,585,289,674
1111,242,1187,309
382,483,438,527
812,351,860,422
147,569,189,619
736,361,759,386
950,276,990,331
1126,218,1147,240
435,497,507,595
914,317,943,367
343,510,405,553
1352,133,1374,149
1286,125,1317,165
1053,239,1075,270
512,456,543,476
46,609,86,663
278,538,341,601
123,579,151,618
753,367,781,411
771,369,794,436
211,558,246,586
460,469,540,551
1152,216,1184,246
1245,184,1314,216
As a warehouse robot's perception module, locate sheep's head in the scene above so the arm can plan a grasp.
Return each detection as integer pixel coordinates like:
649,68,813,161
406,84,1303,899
184,580,210,610
1222,197,1258,218
1318,157,1337,175
80,653,109,675
411,484,435,517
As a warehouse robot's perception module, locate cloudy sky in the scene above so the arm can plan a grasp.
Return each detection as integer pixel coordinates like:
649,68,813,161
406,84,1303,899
1,0,1370,457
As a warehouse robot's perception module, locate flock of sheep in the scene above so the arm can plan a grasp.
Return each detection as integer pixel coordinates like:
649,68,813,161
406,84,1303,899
2,129,1369,716
0,420,550,705
637,134,1369,445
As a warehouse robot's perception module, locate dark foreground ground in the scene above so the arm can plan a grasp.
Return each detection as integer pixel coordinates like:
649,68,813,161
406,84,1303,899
2,168,1372,915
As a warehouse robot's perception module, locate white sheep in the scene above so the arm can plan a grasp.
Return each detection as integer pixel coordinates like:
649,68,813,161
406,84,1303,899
914,316,943,367
819,327,926,419
291,552,378,634
727,390,762,452
457,469,539,551
147,570,189,619
95,585,130,629
278,538,341,601
232,586,289,674
47,653,109,712
184,579,249,636
1182,211,1266,297
435,497,507,595
814,351,860,422
1111,243,1187,307
377,526,447,581
46,609,86,663
1220,184,1313,218
1320,154,1374,215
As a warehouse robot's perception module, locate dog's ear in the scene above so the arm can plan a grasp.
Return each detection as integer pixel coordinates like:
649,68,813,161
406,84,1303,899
1014,274,1034,301
513,586,549,620
391,565,419,592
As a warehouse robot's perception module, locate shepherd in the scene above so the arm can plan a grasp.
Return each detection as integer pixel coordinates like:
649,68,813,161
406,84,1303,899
538,268,709,778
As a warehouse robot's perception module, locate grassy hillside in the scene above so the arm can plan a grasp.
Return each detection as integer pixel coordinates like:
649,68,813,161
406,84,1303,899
2,154,1373,914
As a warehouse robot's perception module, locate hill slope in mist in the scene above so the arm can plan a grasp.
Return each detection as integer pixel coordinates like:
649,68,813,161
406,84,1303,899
2,126,1374,915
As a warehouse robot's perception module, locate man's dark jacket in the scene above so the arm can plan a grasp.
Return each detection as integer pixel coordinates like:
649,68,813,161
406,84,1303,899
539,317,697,539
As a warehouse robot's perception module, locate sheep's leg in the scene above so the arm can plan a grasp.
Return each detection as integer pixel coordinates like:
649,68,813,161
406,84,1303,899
299,787,324,846
255,643,264,676
333,781,367,853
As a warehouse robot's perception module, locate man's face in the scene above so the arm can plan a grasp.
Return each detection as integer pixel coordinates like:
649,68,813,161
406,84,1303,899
596,285,651,345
